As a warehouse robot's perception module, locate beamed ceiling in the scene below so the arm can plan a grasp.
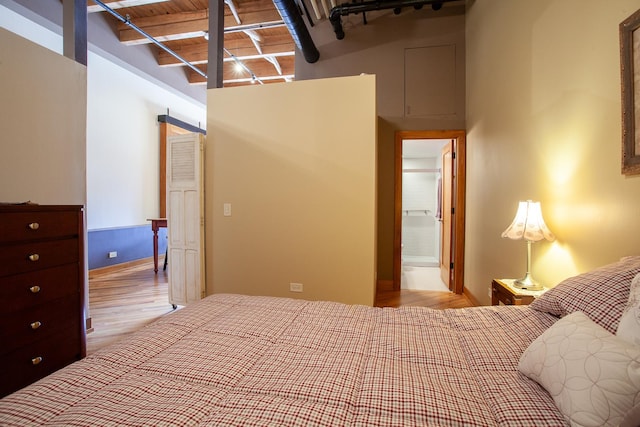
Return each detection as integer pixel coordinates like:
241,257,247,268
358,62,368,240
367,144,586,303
85,0,466,88
88,0,305,88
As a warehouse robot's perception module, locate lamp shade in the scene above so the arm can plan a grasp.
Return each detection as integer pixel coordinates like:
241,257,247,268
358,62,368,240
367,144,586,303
501,200,555,242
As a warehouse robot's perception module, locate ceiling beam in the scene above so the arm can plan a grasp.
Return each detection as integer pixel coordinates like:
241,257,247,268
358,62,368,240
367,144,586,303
223,75,294,86
186,56,294,84
158,39,295,66
87,0,169,13
118,8,283,44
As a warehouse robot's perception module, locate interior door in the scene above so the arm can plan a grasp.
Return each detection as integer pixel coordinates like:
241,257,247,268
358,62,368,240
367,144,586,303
393,130,465,294
439,140,453,288
166,133,205,306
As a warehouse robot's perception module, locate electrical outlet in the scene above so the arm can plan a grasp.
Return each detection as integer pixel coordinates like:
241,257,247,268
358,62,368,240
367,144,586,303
487,287,492,298
223,203,231,217
108,251,118,259
289,282,303,293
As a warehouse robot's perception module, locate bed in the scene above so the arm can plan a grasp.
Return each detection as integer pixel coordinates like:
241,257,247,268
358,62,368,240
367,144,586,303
1,257,639,426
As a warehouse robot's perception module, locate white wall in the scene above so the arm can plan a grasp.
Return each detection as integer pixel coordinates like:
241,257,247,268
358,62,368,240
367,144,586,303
86,54,206,230
1,5,207,231
402,157,439,260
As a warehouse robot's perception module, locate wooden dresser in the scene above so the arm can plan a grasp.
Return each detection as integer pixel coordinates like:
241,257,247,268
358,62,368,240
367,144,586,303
0,205,86,397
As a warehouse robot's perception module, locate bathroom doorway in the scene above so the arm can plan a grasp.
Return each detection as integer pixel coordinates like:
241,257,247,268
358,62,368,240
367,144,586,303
393,130,466,294
400,138,448,291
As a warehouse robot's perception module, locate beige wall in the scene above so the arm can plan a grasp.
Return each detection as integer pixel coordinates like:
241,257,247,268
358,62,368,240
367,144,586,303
206,75,377,306
297,7,466,281
465,0,640,304
0,28,86,206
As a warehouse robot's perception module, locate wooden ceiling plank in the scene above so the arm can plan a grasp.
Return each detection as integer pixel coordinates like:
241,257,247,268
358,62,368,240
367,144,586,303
226,57,295,80
120,19,209,44
185,56,293,81
224,33,293,49
118,9,283,44
227,50,294,61
115,8,281,31
157,41,295,65
116,9,208,29
99,0,299,87
225,43,294,58
158,43,209,65
87,0,170,13
233,0,285,15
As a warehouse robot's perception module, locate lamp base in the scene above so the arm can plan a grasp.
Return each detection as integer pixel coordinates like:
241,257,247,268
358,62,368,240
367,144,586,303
513,272,544,291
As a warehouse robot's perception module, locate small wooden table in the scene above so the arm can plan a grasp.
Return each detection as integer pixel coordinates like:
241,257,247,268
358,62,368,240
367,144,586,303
147,218,167,273
491,278,546,306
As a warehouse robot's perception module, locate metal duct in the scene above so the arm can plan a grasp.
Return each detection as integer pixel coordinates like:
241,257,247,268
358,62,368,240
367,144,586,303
273,0,320,63
330,0,459,40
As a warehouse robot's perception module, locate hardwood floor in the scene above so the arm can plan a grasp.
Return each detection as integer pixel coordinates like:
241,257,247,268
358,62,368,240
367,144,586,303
87,258,174,355
374,288,476,309
86,258,475,355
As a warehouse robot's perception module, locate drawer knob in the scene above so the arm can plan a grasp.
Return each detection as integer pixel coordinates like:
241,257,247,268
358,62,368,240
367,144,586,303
29,285,41,293
28,254,40,262
30,321,42,330
31,356,43,365
28,222,40,230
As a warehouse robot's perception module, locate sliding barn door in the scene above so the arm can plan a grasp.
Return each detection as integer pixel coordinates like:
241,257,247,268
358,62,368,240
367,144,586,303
166,133,205,306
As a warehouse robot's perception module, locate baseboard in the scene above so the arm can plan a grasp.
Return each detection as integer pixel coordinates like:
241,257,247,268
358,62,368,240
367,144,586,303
463,287,482,306
88,256,155,276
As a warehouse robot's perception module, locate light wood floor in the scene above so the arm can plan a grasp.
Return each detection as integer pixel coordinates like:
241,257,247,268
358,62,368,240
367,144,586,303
86,258,475,355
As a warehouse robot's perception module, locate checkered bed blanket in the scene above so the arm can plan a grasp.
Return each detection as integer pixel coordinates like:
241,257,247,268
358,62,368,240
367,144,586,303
0,293,567,426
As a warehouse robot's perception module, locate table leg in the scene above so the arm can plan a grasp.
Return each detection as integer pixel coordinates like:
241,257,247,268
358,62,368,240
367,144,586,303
152,223,159,273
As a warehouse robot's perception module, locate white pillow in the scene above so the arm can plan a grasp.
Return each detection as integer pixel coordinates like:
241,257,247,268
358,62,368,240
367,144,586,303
619,403,640,427
617,272,640,346
518,311,640,427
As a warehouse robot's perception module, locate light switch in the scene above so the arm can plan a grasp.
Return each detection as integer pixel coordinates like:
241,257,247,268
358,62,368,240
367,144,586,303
223,203,231,217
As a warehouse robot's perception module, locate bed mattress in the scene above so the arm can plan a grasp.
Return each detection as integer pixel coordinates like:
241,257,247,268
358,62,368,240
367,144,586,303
0,293,566,426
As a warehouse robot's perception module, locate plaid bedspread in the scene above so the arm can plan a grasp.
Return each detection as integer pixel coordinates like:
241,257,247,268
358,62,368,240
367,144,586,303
0,294,567,426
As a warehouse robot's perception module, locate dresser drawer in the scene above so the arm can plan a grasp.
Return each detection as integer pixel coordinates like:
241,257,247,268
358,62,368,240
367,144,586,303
2,264,79,313
0,238,79,277
0,295,80,354
0,210,79,244
0,327,82,398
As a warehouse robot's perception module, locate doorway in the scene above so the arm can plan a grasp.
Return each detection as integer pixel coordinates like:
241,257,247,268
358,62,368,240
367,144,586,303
393,130,466,294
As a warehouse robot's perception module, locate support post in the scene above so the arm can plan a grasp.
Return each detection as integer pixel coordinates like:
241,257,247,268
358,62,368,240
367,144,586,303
63,0,87,65
208,0,224,88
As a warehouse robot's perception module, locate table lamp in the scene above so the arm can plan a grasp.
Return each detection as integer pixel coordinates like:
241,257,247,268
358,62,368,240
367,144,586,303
501,200,555,290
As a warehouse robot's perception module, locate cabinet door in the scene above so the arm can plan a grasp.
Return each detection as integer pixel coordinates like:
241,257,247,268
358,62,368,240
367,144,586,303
166,133,205,306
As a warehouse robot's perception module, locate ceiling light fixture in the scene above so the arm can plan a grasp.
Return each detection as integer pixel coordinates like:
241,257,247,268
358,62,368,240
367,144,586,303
223,48,264,85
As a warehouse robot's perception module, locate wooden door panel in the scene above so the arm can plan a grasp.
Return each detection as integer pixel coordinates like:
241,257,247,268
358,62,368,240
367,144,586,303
167,133,205,307
440,141,453,288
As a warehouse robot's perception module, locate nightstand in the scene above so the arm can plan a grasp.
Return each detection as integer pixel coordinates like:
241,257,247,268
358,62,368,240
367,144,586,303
491,278,546,306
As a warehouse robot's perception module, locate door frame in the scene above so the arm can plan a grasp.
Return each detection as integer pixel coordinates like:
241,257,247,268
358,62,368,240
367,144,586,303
393,130,466,294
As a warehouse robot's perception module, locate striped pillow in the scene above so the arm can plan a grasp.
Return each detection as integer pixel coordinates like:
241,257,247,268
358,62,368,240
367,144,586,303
530,256,640,334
